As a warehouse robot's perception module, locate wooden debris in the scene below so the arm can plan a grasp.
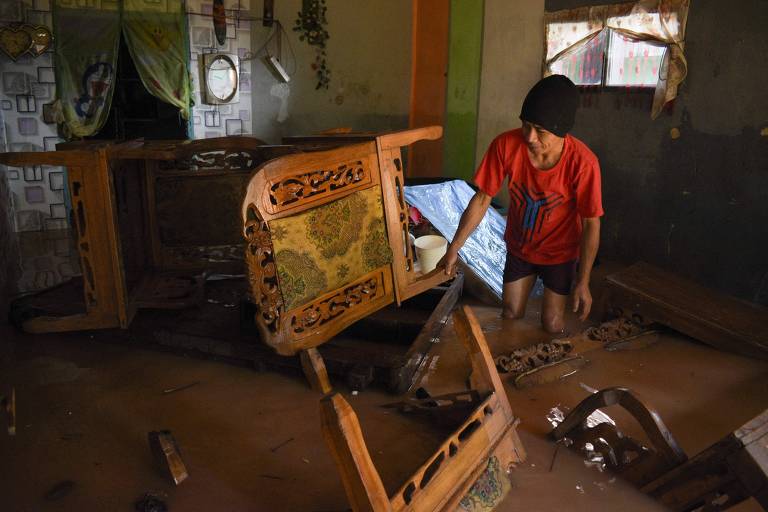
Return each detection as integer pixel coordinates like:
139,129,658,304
148,430,188,485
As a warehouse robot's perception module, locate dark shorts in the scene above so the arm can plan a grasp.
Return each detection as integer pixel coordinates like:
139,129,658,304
503,253,576,296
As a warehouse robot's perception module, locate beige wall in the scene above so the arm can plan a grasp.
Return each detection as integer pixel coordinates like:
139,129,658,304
252,0,412,142
476,0,544,202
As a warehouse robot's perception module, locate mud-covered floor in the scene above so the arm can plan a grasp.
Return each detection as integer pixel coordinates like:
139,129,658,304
1,263,767,511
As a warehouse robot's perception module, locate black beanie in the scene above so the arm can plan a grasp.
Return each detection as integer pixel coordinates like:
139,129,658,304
519,75,579,137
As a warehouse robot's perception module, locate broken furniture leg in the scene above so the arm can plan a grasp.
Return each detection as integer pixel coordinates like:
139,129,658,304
552,388,768,511
321,305,525,511
148,430,188,485
300,348,332,394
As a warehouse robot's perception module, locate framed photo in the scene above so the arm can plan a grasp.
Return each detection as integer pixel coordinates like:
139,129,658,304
204,110,221,127
43,136,60,151
18,117,38,136
25,185,45,204
3,72,28,95
49,203,66,218
16,94,36,113
191,27,213,48
23,165,43,182
49,171,64,190
1,100,12,110
36,66,55,84
238,109,250,121
225,118,242,135
42,103,56,123
6,169,20,180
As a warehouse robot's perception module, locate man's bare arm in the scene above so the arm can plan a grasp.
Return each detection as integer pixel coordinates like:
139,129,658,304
572,216,600,320
438,191,493,275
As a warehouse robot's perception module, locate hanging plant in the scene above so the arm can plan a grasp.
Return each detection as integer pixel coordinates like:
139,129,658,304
293,0,330,90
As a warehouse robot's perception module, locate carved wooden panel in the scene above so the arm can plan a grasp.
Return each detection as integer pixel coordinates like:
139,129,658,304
290,269,388,338
244,203,283,335
266,158,373,214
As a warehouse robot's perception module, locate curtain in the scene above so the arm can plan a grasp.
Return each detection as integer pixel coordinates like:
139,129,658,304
52,0,121,138
122,0,190,120
544,0,690,119
52,0,190,138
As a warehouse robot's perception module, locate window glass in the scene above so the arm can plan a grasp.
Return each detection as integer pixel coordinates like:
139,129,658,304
605,31,667,87
549,30,607,86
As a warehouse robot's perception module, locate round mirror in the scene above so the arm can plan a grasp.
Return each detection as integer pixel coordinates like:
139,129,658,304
206,55,238,102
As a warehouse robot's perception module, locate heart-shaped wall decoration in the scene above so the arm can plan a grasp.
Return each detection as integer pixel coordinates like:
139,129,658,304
0,25,33,61
23,24,52,57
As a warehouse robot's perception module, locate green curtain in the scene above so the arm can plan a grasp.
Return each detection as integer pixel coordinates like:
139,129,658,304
52,0,121,138
122,0,190,120
52,0,190,138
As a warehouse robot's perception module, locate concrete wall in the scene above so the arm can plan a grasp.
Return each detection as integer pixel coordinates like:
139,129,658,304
546,0,768,303
252,0,412,143
476,0,545,204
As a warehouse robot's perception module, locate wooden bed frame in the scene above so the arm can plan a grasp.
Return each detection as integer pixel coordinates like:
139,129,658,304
320,305,526,511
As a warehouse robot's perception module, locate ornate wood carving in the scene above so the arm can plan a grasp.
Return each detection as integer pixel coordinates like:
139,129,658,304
267,160,368,208
290,272,384,335
244,203,282,333
494,339,574,376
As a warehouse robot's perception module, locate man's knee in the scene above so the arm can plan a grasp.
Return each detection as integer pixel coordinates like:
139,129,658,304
541,311,565,333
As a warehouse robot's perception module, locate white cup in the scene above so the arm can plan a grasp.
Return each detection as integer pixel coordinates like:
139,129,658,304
414,235,448,273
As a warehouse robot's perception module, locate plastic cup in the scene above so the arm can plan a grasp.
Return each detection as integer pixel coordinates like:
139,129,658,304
414,235,448,273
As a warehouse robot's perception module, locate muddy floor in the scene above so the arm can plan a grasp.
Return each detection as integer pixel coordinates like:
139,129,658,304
1,262,766,511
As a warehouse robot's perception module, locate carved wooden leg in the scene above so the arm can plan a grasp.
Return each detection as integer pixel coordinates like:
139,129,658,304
300,348,332,394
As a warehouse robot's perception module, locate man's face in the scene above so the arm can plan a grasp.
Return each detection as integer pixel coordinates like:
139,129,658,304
521,120,563,154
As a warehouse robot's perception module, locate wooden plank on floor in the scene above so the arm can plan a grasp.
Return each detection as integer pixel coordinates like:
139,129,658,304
605,262,768,359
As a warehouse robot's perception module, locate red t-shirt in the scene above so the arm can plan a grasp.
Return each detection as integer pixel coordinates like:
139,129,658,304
474,129,603,265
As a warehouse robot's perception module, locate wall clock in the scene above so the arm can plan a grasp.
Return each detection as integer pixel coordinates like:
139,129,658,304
201,53,239,105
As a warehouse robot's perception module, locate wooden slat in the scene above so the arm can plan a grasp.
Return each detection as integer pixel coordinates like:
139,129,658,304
606,262,768,359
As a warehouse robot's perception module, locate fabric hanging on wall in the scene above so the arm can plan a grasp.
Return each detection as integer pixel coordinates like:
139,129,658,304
122,0,191,120
544,0,690,119
52,0,121,138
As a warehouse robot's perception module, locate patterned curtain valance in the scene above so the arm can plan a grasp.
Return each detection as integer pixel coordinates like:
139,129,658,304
544,0,690,119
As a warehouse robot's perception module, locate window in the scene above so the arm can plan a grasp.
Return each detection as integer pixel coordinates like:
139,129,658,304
547,25,667,88
543,1,691,118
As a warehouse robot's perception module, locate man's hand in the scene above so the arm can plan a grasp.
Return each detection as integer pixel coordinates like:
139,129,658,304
572,280,592,321
438,247,459,276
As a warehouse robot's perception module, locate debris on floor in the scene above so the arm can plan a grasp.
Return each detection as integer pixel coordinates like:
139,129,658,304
44,480,75,501
148,430,188,485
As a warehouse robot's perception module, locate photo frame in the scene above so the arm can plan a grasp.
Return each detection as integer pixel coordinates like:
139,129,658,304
48,171,64,190
23,165,43,182
36,66,55,84
1,100,12,110
42,103,55,123
25,185,46,204
18,117,38,135
3,72,28,94
225,118,242,135
204,110,221,127
191,26,213,48
16,94,36,113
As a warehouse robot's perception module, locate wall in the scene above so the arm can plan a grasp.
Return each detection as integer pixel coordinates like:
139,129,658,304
187,0,255,138
475,0,544,204
546,0,768,304
250,0,412,142
0,1,65,233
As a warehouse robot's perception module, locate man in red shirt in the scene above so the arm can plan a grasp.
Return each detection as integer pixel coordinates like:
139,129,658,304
440,75,602,334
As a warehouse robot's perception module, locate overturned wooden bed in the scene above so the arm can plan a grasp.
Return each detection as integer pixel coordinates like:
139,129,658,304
242,127,452,390
321,305,527,511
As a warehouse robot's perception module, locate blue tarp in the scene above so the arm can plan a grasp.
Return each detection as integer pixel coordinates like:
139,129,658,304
404,180,507,299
